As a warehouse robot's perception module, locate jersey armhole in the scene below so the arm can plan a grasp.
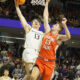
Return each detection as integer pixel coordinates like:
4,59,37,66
25,28,32,34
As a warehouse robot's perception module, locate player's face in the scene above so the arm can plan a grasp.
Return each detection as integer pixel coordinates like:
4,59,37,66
4,70,9,76
51,24,61,32
32,19,40,29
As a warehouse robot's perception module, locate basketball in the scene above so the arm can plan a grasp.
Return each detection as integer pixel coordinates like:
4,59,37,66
15,0,25,5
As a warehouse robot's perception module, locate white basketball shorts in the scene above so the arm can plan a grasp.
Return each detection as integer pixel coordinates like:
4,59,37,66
22,48,39,63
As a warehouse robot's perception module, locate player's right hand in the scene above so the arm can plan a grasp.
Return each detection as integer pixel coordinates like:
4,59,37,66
14,0,18,6
46,0,50,3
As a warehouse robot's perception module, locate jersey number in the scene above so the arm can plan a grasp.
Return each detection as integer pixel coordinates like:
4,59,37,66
35,34,40,40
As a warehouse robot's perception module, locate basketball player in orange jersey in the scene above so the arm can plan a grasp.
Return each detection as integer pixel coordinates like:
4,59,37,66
29,0,71,80
0,69,11,80
14,0,50,80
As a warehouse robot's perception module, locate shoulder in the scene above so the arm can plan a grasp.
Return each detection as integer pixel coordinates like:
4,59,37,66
25,28,32,34
0,77,2,80
38,31,44,35
40,31,43,33
34,29,44,35
57,34,65,40
9,77,11,80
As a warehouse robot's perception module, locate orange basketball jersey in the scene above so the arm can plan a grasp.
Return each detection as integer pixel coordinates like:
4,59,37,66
39,32,58,60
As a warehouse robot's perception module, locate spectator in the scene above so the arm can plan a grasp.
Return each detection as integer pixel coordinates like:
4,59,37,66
12,64,23,79
0,60,3,68
1,48,8,57
9,62,15,78
0,69,11,80
12,74,19,80
57,73,63,80
3,53,10,63
68,69,75,80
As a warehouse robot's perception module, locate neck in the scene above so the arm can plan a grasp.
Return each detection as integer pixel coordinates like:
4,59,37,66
4,75,8,77
32,25,39,30
33,27,39,30
51,30,58,36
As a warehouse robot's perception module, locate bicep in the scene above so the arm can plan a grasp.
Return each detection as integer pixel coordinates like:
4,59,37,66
43,12,50,33
0,77,2,80
57,40,62,45
20,16,31,32
44,24,50,33
16,6,31,32
44,20,50,33
22,22,31,32
9,78,11,80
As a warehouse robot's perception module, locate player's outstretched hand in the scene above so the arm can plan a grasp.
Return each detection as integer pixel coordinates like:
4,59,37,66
61,18,67,25
46,0,50,3
14,0,18,6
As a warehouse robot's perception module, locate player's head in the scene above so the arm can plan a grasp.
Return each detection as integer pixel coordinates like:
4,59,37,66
51,24,63,33
32,18,41,30
57,14,65,23
51,15,65,33
4,69,9,76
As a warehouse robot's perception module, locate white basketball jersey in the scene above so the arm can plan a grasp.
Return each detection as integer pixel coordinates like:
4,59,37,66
2,77,10,80
24,28,43,51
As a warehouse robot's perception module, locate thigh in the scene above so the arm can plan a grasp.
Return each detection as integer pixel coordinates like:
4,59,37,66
78,78,80,80
25,63,33,74
31,66,40,80
42,64,55,80
22,49,38,63
31,59,44,80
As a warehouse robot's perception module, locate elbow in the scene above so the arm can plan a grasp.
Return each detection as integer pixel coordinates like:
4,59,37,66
43,13,48,19
67,35,71,40
43,15,46,19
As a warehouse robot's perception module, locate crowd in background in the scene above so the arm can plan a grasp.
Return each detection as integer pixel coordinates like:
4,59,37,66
0,42,25,80
54,44,80,80
0,42,80,80
0,0,80,80
0,0,80,27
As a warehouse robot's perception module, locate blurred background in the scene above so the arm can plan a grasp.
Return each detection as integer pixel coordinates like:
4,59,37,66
0,0,80,80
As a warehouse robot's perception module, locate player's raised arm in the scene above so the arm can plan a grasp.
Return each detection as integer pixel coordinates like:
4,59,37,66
58,18,71,41
15,1,31,33
43,0,50,33
0,77,2,80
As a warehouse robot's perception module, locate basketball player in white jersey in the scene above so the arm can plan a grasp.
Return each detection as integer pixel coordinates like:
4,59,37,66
78,77,80,80
15,0,50,80
0,69,11,80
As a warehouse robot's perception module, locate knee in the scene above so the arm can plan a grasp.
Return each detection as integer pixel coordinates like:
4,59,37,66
31,75,37,80
31,72,40,80
26,75,35,80
31,66,40,80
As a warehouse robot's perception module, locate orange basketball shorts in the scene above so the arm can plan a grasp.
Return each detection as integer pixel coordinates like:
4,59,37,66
35,58,55,80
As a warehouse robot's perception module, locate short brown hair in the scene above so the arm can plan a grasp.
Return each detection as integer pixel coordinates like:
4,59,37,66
57,14,65,23
57,15,65,32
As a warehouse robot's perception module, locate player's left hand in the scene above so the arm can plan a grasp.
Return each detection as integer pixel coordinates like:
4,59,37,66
61,18,67,25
